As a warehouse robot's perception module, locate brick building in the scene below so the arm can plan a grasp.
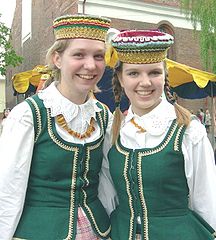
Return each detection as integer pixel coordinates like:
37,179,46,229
6,0,212,114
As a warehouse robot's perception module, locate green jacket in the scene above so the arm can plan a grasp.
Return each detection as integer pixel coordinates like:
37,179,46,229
14,95,111,240
108,120,215,240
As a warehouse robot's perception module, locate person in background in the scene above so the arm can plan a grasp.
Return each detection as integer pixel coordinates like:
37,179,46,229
0,14,116,239
205,109,212,133
105,29,216,239
199,108,205,124
0,108,11,136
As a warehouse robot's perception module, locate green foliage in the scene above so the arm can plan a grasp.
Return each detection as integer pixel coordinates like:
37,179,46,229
180,0,216,73
0,14,23,76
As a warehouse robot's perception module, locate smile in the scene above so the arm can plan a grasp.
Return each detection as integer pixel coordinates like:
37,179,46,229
136,90,153,96
78,74,96,80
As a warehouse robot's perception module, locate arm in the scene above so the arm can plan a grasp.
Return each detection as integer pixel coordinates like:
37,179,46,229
98,110,118,216
182,118,216,230
0,101,34,239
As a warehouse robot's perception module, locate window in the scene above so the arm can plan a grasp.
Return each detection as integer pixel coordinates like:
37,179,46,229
22,0,32,43
158,24,175,60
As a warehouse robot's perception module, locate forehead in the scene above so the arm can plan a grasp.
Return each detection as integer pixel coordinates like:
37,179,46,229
122,62,164,70
67,38,105,50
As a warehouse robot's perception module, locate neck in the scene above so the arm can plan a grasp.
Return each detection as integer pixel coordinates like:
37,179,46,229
57,83,88,105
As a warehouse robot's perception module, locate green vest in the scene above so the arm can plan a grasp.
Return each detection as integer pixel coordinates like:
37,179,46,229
108,120,215,240
14,95,111,240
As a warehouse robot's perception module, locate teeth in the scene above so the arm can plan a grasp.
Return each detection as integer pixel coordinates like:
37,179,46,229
136,90,152,96
79,74,94,79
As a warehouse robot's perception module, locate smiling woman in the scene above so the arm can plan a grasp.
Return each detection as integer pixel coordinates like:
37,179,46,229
0,14,117,240
105,29,216,240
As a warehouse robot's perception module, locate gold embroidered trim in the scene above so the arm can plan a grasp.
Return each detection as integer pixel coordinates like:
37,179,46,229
82,139,111,237
138,122,178,156
116,141,134,239
13,238,27,240
46,109,80,239
97,103,108,136
47,109,78,151
27,98,42,143
117,50,167,64
174,125,184,151
64,148,79,240
114,121,178,239
137,154,149,240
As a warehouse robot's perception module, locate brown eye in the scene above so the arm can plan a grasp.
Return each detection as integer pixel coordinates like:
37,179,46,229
128,71,138,77
94,54,105,60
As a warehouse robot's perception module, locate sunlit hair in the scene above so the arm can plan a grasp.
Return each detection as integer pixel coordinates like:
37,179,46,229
111,61,191,144
163,61,191,127
44,39,70,88
43,39,101,93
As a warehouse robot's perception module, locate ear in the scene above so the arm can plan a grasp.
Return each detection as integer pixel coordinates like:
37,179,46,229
52,51,61,69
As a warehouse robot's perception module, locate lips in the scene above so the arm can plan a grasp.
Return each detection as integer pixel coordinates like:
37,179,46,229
77,74,96,80
136,90,153,96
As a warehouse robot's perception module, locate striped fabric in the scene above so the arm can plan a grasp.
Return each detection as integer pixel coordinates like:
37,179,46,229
76,207,100,240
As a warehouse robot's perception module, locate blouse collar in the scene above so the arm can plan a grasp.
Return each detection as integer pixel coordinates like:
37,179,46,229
124,98,176,136
38,82,102,123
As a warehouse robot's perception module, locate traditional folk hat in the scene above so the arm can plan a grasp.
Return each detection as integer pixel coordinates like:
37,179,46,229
53,14,111,42
106,29,174,67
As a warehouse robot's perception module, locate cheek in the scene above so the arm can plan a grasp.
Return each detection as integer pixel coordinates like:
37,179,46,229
155,77,165,88
97,61,106,70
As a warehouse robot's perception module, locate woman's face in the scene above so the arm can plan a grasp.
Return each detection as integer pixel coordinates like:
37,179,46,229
118,62,165,116
4,109,10,117
53,39,106,104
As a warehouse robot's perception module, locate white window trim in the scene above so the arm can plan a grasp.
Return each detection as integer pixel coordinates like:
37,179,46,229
22,0,32,44
78,0,199,30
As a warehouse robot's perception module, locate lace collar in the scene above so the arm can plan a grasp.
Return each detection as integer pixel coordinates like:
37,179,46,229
124,99,176,136
38,82,102,123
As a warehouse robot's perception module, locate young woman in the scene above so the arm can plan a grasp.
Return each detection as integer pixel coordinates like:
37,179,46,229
0,14,116,240
106,29,216,239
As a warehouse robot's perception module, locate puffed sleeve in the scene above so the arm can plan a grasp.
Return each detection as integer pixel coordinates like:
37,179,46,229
98,110,118,216
182,118,216,230
0,101,34,239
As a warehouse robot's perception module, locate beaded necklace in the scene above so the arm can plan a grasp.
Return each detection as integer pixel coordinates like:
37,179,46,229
130,118,146,133
56,114,95,139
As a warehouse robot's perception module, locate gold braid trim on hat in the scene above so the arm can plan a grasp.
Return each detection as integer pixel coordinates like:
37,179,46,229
55,27,107,41
117,50,168,64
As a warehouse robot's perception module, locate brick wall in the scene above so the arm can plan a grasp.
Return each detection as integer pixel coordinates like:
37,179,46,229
6,0,211,114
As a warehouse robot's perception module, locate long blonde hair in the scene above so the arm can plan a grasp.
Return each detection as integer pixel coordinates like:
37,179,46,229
111,61,191,144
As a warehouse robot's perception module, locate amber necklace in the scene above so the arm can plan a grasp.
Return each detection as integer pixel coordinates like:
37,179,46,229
130,118,146,133
56,114,95,139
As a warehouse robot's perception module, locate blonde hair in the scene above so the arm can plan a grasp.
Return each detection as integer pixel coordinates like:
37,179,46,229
111,62,124,144
163,62,191,126
111,61,191,144
43,39,70,88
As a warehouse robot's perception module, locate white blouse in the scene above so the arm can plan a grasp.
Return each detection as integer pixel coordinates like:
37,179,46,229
0,82,116,240
119,99,216,230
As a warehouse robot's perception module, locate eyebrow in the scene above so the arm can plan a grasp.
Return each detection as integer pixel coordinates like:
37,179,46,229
73,48,105,52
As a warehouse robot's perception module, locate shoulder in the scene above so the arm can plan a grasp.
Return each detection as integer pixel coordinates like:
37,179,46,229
184,115,207,145
8,101,32,119
94,99,113,117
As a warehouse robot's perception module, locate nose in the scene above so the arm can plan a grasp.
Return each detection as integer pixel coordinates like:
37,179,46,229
83,57,96,71
139,74,152,87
